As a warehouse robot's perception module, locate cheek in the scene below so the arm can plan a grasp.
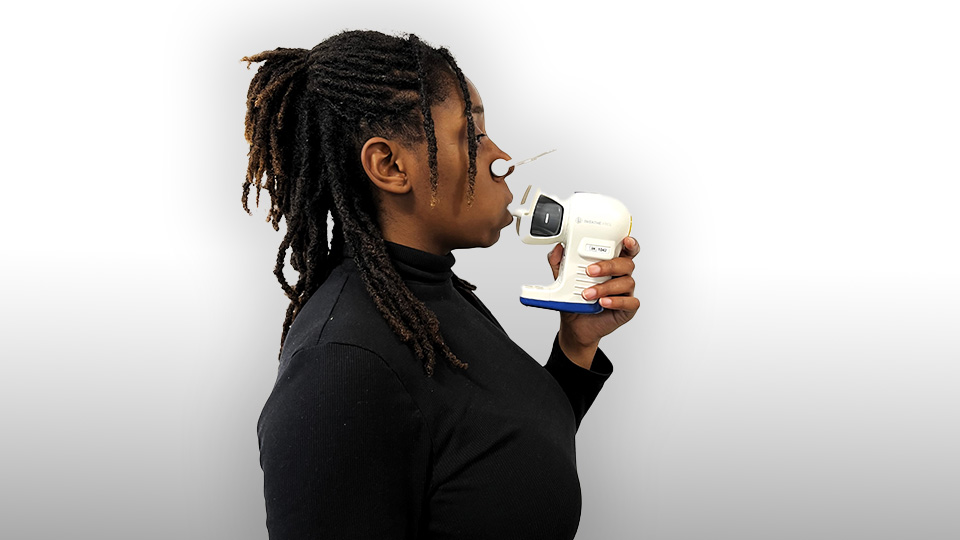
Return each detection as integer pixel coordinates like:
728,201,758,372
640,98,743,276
436,146,468,179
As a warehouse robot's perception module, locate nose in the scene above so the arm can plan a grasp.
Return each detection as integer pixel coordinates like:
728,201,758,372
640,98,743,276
489,143,513,180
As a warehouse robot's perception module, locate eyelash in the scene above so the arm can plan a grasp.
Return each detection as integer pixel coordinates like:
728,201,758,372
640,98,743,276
475,133,487,144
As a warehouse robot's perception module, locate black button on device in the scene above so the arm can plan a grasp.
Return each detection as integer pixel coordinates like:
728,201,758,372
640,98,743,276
531,196,563,237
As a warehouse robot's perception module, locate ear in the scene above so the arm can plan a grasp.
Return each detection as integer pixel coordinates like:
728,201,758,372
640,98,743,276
360,137,412,195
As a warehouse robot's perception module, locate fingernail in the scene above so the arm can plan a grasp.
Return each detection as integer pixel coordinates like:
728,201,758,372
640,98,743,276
600,298,612,307
583,289,597,300
587,264,601,276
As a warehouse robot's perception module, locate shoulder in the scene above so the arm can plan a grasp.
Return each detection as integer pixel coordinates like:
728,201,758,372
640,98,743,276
257,339,432,537
280,263,407,363
260,341,425,441
277,341,409,398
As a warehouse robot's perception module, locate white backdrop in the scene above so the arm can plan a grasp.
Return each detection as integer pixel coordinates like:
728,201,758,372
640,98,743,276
2,1,958,538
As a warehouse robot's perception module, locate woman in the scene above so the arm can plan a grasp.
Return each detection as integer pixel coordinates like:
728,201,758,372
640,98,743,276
243,30,640,539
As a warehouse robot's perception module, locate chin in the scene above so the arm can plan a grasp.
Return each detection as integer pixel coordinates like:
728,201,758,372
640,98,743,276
455,231,500,251
479,231,500,248
478,229,501,249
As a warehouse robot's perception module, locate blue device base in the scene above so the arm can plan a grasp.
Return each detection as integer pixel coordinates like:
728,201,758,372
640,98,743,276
520,297,604,313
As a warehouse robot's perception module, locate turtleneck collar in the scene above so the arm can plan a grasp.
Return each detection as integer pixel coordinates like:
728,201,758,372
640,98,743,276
383,241,456,283
384,240,457,282
341,241,456,283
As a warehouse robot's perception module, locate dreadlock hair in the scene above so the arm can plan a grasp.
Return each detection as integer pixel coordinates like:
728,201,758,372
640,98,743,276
241,30,481,376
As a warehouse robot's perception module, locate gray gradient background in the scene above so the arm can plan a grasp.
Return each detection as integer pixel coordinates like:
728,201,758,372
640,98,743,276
3,0,958,538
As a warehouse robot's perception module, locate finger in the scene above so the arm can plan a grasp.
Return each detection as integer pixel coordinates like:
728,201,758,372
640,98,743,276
618,236,641,259
581,276,636,301
548,243,563,280
585,257,636,278
598,295,641,311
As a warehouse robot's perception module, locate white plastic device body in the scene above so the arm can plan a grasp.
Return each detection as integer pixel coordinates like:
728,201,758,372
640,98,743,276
510,185,632,313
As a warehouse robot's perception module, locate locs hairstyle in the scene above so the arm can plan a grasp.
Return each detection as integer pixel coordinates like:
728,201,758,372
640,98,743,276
242,30,479,375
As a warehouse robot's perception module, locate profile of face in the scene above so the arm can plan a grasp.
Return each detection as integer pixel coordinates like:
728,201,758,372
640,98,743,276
361,76,514,255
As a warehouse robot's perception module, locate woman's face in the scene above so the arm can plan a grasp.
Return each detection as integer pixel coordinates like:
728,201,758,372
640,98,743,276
404,77,514,253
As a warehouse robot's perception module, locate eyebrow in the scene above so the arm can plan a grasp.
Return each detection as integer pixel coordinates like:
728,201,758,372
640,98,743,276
471,104,484,115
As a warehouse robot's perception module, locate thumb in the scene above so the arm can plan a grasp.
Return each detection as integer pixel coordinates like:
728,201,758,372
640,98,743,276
548,243,563,280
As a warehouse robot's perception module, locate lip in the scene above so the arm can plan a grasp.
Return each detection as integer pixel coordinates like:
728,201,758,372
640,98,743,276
502,207,515,227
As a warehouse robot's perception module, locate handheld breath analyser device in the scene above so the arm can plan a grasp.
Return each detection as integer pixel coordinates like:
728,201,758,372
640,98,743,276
509,184,632,313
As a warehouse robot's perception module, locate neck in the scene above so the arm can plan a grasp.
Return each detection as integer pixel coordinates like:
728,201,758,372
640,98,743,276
381,226,451,256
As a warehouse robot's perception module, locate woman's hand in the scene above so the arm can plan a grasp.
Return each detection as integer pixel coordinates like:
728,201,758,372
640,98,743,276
547,236,640,369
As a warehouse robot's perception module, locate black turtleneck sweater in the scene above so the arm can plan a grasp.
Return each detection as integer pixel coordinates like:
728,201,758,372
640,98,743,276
258,242,613,539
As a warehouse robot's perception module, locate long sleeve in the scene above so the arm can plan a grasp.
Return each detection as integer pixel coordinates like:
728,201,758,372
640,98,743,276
451,279,614,430
543,332,613,430
258,342,432,540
